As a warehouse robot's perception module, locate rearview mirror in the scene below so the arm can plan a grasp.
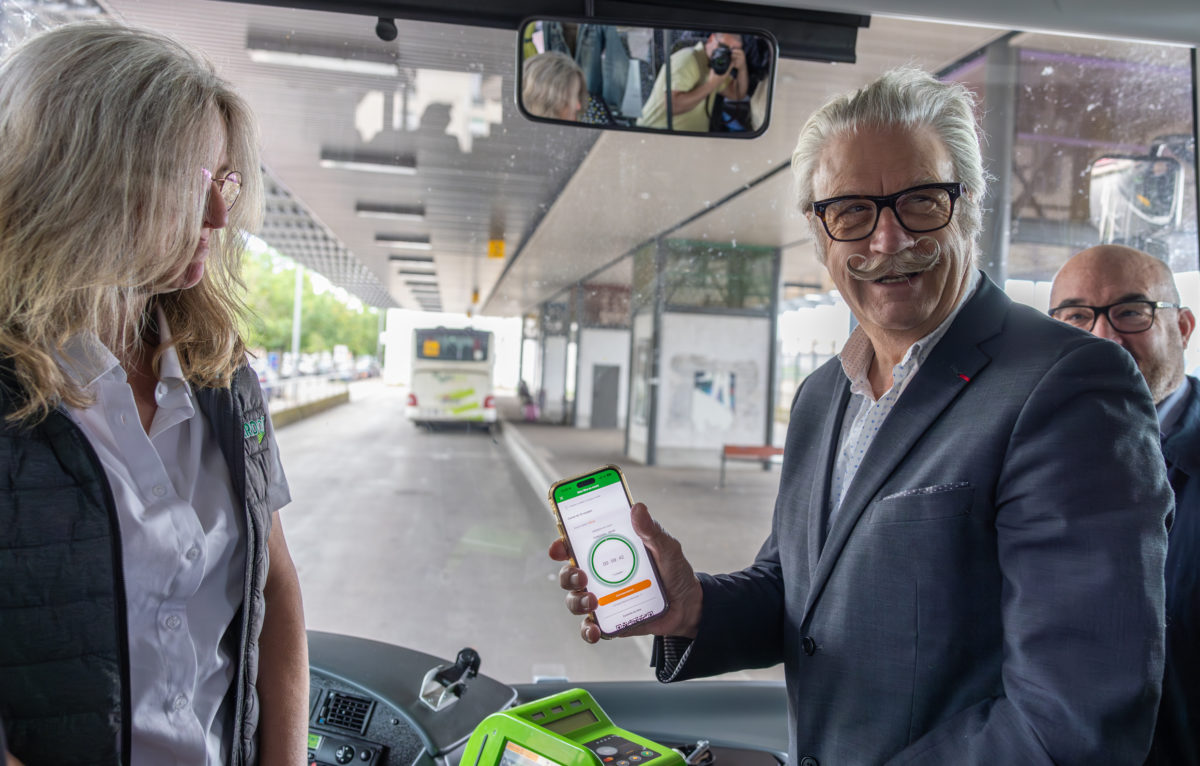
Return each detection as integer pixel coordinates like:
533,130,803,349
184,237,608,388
518,20,776,137
1089,155,1185,237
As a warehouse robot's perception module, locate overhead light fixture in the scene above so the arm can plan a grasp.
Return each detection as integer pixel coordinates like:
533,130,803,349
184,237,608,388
356,203,425,222
387,254,433,264
376,234,432,250
405,275,438,283
320,150,416,175
396,269,436,276
249,49,398,76
246,33,398,77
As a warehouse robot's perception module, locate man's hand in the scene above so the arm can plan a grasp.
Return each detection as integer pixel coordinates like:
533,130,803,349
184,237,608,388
548,502,703,644
719,48,749,100
6,751,25,766
703,64,730,90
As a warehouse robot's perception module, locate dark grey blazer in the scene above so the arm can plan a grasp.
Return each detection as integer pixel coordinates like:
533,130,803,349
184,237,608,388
668,274,1171,765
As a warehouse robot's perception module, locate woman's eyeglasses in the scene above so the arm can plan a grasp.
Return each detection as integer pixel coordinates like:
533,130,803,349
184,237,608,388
202,168,242,211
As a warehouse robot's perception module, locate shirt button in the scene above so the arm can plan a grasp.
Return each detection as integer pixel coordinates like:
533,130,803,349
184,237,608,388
185,546,201,561
152,485,167,497
171,694,189,712
117,413,127,426
164,614,182,631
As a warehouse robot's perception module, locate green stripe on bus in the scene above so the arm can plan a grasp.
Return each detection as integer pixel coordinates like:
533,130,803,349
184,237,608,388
450,402,480,414
445,388,476,401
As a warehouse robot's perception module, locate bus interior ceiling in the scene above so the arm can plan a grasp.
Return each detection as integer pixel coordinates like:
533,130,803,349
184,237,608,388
92,0,1200,318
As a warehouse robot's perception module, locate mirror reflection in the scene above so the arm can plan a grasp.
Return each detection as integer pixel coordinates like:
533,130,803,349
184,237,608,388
519,20,775,136
1090,153,1186,256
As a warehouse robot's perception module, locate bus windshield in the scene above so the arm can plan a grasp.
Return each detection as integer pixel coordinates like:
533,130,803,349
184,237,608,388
11,0,1194,689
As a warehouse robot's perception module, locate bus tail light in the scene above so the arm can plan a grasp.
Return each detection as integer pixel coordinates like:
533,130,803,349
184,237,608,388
407,393,418,407
484,395,495,409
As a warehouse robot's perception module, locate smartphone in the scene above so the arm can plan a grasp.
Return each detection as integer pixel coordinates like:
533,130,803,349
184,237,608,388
549,465,669,637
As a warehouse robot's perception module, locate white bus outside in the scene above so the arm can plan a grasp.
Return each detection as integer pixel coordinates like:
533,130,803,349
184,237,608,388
405,327,497,427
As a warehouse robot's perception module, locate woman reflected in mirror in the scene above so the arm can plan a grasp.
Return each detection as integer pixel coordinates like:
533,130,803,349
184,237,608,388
522,50,612,124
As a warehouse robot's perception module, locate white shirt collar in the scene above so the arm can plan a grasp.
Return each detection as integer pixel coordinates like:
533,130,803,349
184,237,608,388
1157,376,1191,438
58,307,187,390
840,268,982,397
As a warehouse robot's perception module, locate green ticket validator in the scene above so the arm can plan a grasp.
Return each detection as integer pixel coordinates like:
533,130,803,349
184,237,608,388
460,688,683,766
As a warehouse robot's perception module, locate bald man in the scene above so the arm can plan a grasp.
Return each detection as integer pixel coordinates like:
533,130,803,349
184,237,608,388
1051,244,1199,766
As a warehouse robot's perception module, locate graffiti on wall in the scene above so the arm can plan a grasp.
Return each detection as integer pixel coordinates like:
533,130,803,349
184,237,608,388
665,355,761,435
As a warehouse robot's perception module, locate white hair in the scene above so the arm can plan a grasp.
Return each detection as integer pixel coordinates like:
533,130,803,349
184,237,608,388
791,67,988,260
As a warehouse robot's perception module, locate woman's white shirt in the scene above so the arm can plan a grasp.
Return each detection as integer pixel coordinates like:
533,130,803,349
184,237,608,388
60,315,244,766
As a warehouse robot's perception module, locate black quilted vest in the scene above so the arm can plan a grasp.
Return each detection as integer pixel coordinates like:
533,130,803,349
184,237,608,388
0,364,279,766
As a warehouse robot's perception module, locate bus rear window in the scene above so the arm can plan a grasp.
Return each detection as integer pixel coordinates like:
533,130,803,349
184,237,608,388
416,329,490,361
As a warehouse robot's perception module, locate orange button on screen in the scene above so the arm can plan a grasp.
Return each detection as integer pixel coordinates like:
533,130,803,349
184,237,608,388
598,579,651,606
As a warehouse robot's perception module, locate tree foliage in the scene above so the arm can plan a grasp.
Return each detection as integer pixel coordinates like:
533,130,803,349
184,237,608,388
238,246,380,356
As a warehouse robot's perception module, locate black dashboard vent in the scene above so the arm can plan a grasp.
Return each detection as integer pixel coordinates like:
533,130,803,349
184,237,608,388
319,691,375,735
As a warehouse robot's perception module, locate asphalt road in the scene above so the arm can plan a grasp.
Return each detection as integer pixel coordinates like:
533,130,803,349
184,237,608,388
276,380,668,685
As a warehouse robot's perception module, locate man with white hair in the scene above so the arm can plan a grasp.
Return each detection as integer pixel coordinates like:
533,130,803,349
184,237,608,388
552,68,1171,764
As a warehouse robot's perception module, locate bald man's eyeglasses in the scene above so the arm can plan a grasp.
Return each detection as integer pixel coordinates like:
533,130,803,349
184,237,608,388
1049,300,1180,333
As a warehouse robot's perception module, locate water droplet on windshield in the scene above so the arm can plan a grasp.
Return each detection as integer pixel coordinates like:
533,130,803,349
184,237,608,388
1041,66,1054,76
730,163,740,173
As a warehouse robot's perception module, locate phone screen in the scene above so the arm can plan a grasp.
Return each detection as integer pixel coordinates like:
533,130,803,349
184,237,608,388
552,467,667,635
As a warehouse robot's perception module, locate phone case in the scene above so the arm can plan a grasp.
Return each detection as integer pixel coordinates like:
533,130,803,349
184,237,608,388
548,464,669,637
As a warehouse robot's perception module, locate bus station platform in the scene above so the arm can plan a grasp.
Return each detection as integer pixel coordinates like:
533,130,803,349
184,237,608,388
496,408,784,579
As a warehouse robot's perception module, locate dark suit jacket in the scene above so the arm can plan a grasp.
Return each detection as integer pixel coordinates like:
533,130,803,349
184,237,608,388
1148,375,1200,765
662,274,1170,764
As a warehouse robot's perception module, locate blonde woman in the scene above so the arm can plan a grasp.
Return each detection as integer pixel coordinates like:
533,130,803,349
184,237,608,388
522,50,587,121
0,22,307,766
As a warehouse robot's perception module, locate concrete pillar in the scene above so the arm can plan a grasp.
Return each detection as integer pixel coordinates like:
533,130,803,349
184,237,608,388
539,302,570,424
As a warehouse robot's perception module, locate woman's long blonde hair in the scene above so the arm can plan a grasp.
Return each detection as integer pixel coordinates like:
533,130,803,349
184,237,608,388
0,21,263,425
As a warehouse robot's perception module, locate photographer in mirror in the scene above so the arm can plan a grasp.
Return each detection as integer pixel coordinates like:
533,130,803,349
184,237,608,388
637,32,749,132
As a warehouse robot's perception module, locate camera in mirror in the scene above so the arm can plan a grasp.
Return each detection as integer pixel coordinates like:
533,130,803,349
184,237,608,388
519,20,776,137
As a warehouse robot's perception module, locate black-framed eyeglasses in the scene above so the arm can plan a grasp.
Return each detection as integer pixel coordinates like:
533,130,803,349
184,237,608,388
1049,300,1180,334
811,182,964,242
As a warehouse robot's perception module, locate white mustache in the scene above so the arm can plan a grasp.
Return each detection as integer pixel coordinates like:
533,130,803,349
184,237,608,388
845,237,943,282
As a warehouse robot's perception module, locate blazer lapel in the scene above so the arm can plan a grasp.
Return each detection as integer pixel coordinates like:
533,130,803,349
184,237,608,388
807,379,852,577
1162,376,1200,481
800,273,1008,623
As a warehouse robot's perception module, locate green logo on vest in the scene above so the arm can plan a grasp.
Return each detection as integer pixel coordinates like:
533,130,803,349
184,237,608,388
243,416,266,444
